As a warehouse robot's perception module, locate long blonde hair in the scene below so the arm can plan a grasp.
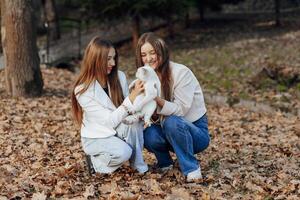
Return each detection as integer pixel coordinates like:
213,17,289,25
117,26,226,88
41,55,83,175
136,32,172,101
71,37,123,125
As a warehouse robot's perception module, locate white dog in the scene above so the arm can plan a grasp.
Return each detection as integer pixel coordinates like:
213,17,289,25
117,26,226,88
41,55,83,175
123,65,161,127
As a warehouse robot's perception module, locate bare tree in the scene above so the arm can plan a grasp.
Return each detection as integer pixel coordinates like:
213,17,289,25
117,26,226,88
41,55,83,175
32,0,46,35
1,0,43,97
274,0,281,26
43,0,60,40
131,15,140,50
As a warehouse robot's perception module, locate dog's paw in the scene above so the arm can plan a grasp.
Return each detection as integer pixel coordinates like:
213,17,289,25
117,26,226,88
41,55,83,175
123,115,139,125
143,120,152,129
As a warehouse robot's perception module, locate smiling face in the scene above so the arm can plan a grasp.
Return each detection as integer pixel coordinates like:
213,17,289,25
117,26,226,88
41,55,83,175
140,42,159,69
107,47,116,74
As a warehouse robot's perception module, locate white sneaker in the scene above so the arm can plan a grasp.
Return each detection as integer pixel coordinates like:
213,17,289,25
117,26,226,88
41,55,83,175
136,166,149,174
186,167,203,182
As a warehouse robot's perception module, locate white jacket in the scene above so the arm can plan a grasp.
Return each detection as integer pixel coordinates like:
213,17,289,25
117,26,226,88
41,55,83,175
157,61,207,122
75,71,134,138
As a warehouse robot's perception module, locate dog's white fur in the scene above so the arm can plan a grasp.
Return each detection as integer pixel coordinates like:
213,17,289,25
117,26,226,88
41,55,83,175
123,65,161,127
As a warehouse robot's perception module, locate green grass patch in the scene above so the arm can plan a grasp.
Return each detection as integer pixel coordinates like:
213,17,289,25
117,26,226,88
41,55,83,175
238,91,251,100
277,84,288,92
297,83,300,91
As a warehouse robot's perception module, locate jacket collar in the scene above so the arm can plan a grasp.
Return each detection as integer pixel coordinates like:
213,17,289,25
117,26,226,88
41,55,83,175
93,80,116,110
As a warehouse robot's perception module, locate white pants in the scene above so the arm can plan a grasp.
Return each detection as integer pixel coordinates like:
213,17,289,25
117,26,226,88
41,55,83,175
81,122,148,174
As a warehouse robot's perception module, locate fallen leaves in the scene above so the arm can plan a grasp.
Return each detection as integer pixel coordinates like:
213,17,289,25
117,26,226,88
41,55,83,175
1,21,300,198
32,191,47,200
165,187,193,200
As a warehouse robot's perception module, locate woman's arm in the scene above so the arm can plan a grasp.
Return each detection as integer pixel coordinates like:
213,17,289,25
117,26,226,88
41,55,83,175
154,96,165,107
156,70,195,116
77,81,143,129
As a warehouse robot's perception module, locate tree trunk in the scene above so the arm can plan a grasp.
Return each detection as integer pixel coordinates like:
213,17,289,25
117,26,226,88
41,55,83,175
131,15,140,50
185,12,190,29
197,0,205,23
0,1,2,53
275,0,281,26
1,0,43,97
32,0,47,35
43,0,60,40
167,16,174,40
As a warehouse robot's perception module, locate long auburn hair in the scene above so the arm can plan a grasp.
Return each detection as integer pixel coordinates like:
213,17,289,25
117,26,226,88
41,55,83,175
135,32,172,101
71,37,124,125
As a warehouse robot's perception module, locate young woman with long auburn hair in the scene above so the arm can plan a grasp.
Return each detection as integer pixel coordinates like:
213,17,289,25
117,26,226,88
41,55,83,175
135,32,210,182
71,37,148,174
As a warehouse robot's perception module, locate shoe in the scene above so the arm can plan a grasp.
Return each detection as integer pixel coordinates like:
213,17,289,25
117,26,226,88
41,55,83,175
85,154,95,175
137,167,149,175
132,165,149,175
186,167,202,182
159,164,173,173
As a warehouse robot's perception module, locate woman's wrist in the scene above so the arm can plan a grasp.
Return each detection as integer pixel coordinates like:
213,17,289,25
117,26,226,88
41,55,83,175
122,104,132,115
155,96,165,107
122,97,135,114
129,93,135,103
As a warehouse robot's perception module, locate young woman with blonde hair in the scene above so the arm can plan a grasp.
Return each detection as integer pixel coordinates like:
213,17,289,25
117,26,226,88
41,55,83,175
136,32,210,182
71,37,148,174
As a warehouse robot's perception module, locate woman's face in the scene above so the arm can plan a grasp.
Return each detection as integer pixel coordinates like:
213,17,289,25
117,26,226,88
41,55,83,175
107,47,116,74
141,42,159,69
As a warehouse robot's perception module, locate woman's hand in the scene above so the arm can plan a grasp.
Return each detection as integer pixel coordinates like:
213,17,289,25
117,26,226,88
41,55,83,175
154,96,165,108
129,80,144,103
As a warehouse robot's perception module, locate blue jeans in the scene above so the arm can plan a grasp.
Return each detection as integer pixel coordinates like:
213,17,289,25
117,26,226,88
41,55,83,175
144,114,210,175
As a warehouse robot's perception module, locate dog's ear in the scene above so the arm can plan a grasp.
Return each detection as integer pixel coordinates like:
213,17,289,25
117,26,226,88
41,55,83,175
140,67,148,75
143,68,149,76
137,67,148,79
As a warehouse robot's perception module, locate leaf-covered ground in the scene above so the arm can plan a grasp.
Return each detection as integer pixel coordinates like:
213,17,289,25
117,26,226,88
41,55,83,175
1,13,300,199
0,67,299,199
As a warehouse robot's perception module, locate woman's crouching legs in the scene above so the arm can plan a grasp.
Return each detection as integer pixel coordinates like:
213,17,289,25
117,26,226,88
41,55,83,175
81,136,132,174
124,122,148,173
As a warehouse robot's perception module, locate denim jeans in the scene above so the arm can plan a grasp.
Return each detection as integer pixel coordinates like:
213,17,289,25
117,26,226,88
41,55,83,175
144,114,210,175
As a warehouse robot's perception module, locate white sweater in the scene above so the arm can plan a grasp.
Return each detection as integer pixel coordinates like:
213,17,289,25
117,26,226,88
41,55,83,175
157,61,207,122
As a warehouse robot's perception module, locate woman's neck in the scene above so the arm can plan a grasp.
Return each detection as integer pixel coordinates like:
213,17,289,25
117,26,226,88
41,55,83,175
97,78,107,88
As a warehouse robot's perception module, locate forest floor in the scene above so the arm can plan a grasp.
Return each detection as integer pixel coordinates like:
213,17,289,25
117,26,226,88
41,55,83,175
0,13,300,200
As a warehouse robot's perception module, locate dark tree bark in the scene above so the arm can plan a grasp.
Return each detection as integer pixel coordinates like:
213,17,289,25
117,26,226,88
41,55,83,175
167,16,174,39
131,15,140,50
32,0,46,35
0,1,2,54
185,12,190,29
275,0,281,26
43,0,60,40
1,0,43,97
197,0,205,23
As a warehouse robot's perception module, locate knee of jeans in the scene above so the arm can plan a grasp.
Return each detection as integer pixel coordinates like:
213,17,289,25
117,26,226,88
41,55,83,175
128,122,143,134
163,115,182,133
144,130,163,152
204,132,211,148
112,145,132,164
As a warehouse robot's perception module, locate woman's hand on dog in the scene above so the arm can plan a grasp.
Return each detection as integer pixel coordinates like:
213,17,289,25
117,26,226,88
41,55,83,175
129,80,144,103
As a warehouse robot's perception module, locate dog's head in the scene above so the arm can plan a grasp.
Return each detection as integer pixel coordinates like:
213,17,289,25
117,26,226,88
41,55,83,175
136,65,156,81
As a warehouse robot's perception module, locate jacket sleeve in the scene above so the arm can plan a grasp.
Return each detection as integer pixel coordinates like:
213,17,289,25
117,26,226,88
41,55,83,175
158,69,196,116
76,91,134,130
